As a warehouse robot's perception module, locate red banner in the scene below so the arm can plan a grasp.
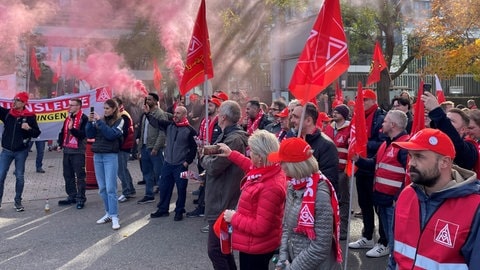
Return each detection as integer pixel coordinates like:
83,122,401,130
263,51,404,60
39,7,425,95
179,0,214,95
153,59,162,91
30,48,41,80
410,81,425,136
346,82,367,176
288,0,349,105
366,41,388,86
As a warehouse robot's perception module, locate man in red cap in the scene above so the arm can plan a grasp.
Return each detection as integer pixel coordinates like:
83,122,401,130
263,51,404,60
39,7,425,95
389,128,480,269
265,99,287,134
0,92,41,211
349,89,387,250
273,108,294,143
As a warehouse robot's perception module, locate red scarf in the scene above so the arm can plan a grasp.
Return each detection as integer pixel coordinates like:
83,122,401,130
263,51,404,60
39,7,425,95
175,117,190,127
364,104,378,138
247,109,265,135
276,130,287,142
8,108,35,118
290,172,342,263
198,115,218,144
63,112,83,149
240,164,276,189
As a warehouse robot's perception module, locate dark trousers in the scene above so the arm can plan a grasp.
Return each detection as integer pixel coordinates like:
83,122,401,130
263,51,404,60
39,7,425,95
356,174,375,240
239,251,274,270
208,220,237,270
63,153,86,202
338,171,350,238
157,162,187,214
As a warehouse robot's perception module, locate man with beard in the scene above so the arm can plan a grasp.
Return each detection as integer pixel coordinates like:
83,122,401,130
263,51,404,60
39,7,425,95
388,128,480,269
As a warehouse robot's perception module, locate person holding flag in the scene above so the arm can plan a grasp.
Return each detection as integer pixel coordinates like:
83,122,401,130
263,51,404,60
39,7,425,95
348,89,387,251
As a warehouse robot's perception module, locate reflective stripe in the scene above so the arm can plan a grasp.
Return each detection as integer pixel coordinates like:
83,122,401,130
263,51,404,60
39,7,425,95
337,148,348,154
395,240,468,270
339,158,347,164
375,177,403,188
378,162,405,174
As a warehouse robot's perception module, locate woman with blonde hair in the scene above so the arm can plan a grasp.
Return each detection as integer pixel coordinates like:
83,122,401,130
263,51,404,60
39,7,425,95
269,137,342,270
216,129,287,270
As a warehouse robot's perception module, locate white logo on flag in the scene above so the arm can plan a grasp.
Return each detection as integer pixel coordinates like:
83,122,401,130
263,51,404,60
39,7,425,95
187,36,202,58
97,88,111,101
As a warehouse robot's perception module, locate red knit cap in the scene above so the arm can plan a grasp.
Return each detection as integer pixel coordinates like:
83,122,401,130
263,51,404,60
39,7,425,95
268,138,313,163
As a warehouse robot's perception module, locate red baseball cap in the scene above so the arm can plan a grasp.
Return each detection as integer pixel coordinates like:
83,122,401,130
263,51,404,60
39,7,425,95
275,108,289,118
213,210,232,254
392,128,456,158
318,112,332,122
213,91,229,101
268,138,313,163
208,97,222,107
363,89,377,100
14,92,29,104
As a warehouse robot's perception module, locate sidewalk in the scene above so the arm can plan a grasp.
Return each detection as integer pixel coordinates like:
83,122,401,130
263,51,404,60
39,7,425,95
1,148,144,205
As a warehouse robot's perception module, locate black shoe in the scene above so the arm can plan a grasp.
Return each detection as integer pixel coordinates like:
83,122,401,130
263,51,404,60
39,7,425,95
76,202,84,209
186,207,204,218
150,210,169,218
36,168,45,173
137,180,146,185
137,196,155,204
174,212,184,221
58,198,76,206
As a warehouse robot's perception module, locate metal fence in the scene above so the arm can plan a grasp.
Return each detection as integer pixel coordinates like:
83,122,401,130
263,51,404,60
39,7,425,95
347,73,480,97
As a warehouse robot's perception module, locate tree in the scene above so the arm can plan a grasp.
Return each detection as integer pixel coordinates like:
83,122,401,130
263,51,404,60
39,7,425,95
417,0,480,80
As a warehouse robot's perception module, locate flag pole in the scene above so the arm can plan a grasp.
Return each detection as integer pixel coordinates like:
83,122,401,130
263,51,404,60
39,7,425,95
344,160,355,270
204,74,209,145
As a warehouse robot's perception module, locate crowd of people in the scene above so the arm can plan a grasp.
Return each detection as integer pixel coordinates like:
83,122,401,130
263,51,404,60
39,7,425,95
0,88,479,269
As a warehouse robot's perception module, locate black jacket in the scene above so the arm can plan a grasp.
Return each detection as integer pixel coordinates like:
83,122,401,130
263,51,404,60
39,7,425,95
0,107,41,151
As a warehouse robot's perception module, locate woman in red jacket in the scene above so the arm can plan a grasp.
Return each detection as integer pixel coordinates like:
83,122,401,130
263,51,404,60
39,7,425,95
217,129,287,270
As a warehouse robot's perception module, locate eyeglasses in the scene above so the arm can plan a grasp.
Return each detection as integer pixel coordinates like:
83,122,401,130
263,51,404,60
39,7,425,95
13,98,23,102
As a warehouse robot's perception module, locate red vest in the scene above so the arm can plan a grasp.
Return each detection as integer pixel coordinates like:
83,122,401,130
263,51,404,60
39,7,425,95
324,122,350,170
120,110,134,150
373,134,409,196
394,186,480,269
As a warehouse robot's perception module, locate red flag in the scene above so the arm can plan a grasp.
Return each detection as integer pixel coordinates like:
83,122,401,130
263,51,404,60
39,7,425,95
332,80,344,107
366,41,388,86
52,55,61,84
288,0,349,105
434,74,446,103
179,0,214,95
410,81,426,136
153,59,163,91
30,48,41,80
346,82,367,176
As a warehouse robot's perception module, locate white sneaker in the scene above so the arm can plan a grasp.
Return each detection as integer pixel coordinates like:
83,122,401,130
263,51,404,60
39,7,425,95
111,217,120,230
96,214,111,224
366,243,390,258
118,195,128,202
348,237,374,249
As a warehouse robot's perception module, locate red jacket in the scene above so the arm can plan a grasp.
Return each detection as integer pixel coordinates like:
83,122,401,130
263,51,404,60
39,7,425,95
228,151,287,254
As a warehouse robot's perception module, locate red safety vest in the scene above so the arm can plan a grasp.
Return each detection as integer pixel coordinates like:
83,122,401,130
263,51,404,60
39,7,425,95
465,137,480,177
394,186,480,269
324,122,350,170
373,134,409,196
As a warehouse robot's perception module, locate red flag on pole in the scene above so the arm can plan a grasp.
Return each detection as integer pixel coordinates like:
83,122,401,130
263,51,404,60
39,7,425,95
332,80,344,108
366,41,388,86
288,0,349,105
434,74,446,103
346,82,367,177
30,48,41,80
410,81,426,136
52,54,61,84
179,0,214,96
153,59,163,91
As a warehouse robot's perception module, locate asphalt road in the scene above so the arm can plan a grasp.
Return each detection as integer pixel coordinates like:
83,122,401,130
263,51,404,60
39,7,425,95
0,149,388,269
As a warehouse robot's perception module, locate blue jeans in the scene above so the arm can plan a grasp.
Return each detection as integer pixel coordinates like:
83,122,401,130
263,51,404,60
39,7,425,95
94,153,119,217
140,145,164,198
377,205,394,250
118,151,135,196
29,140,46,170
157,162,188,214
0,148,29,204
